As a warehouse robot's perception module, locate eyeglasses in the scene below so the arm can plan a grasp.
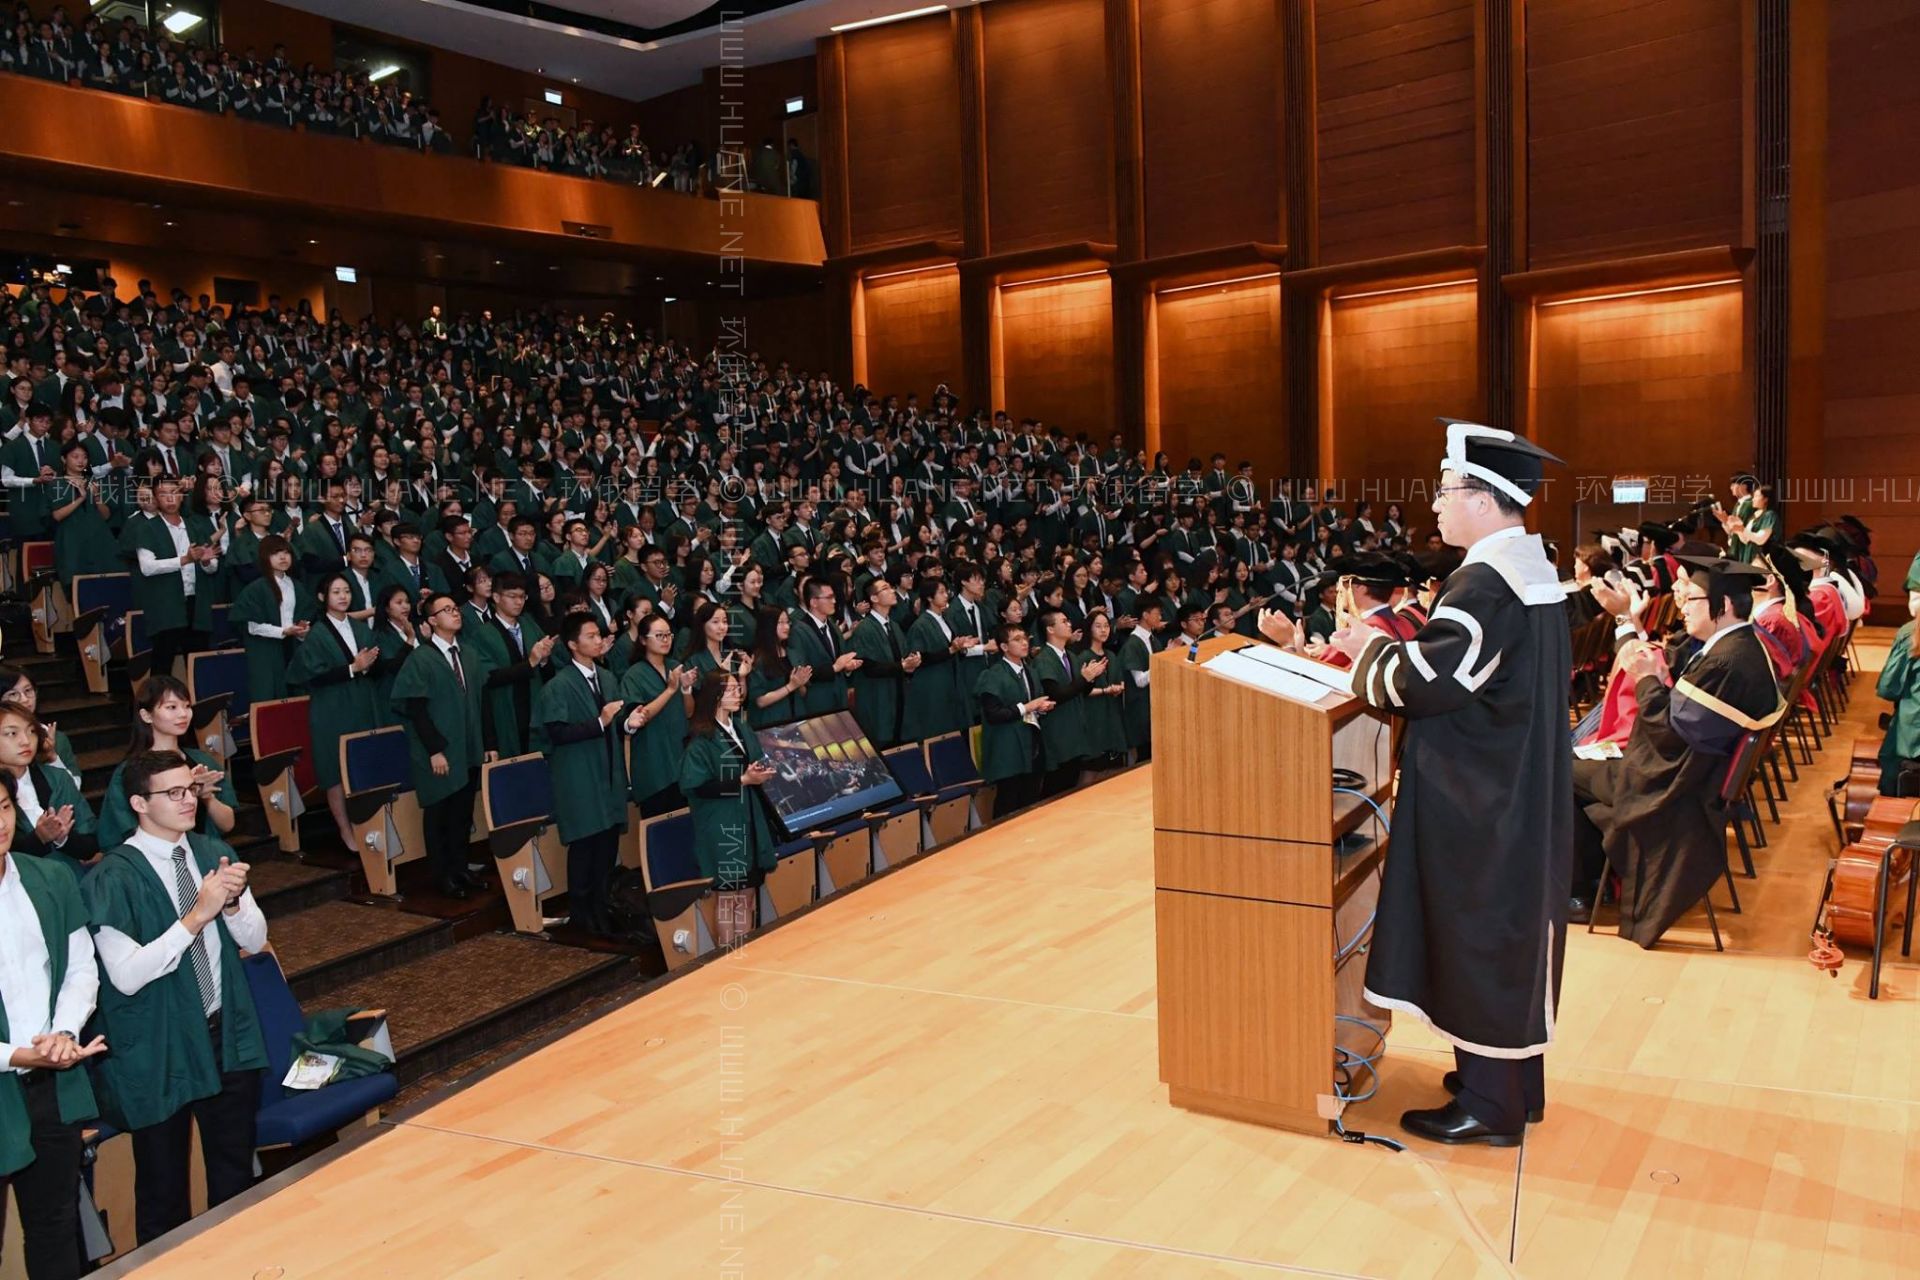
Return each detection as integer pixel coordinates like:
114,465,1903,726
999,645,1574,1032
1674,591,1709,606
430,605,459,618
1433,485,1483,500
141,786,196,803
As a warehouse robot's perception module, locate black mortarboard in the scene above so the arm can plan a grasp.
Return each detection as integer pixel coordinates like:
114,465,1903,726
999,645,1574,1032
1636,520,1680,552
1674,554,1768,591
1337,553,1411,591
1437,419,1564,507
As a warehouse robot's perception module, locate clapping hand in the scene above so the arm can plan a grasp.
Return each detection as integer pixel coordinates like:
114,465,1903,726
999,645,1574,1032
1256,608,1297,649
902,652,923,673
1027,696,1056,716
10,1033,107,1071
1083,655,1110,680
1622,642,1664,684
788,663,813,690
351,646,379,672
33,804,73,846
599,698,627,725
676,665,699,692
742,760,775,786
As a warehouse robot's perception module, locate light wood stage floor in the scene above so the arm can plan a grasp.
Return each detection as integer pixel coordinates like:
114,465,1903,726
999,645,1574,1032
126,634,1920,1279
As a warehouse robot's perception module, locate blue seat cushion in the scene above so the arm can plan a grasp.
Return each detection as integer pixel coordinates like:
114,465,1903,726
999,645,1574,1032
254,1072,398,1149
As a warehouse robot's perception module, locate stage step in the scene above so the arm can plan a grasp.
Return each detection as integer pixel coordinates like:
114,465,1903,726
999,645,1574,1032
246,855,350,916
270,899,454,1002
298,933,635,1087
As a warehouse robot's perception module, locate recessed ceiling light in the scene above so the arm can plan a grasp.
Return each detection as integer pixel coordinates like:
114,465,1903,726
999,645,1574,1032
494,259,503,266
664,296,677,304
161,11,204,35
549,265,560,272
307,239,317,245
164,220,175,227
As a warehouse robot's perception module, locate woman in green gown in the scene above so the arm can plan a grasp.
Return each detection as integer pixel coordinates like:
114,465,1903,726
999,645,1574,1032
288,571,382,849
680,670,777,945
620,613,696,817
745,606,808,729
48,439,118,587
1076,609,1130,767
228,535,310,704
900,578,968,741
368,583,422,727
0,702,101,875
96,674,239,848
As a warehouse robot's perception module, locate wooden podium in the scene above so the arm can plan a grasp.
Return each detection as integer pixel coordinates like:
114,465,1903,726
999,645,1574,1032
1152,635,1396,1134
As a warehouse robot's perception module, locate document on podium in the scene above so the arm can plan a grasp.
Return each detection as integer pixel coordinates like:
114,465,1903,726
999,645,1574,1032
1202,648,1344,705
1234,643,1357,696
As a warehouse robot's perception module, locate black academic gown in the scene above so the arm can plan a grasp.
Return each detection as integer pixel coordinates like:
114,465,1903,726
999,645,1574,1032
1348,531,1574,1058
1578,624,1783,947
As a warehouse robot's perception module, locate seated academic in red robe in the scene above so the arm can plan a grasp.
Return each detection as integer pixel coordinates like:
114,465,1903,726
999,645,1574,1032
1314,554,1420,671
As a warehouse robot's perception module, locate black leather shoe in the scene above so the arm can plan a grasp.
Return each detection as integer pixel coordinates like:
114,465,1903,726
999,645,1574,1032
458,870,489,893
1442,1071,1544,1123
436,877,471,901
1400,1101,1524,1147
1567,896,1593,924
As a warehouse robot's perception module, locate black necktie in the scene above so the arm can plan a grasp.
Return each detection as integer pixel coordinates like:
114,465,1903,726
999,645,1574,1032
819,622,836,659
331,520,345,553
448,643,465,690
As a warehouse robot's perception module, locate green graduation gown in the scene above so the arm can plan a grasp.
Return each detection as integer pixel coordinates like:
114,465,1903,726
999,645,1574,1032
97,747,236,850
369,620,419,727
746,662,800,729
849,613,912,747
944,597,998,720
287,616,380,789
1077,647,1128,757
82,834,269,1132
1029,642,1091,770
3,433,55,538
680,722,776,887
974,658,1041,785
901,609,966,741
1118,630,1156,750
390,640,485,806
0,853,97,1177
621,658,691,804
535,662,629,843
128,510,218,635
49,477,117,585
785,609,849,716
227,574,307,703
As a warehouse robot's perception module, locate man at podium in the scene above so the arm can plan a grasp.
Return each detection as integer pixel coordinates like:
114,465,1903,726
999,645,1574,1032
1261,421,1572,1147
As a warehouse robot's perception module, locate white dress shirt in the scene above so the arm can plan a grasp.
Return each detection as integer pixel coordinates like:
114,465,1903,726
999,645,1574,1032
93,828,269,1011
1129,626,1155,687
245,574,299,639
0,855,99,1072
136,513,202,596
13,769,67,850
326,614,362,673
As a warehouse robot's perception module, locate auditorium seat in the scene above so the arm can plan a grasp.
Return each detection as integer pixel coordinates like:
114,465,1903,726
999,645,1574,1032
70,572,131,695
249,696,314,854
870,744,936,869
340,727,426,898
21,541,56,653
884,741,976,852
812,815,871,896
188,648,250,761
924,732,988,842
760,833,817,922
480,753,568,934
242,951,397,1151
120,608,153,692
638,809,713,971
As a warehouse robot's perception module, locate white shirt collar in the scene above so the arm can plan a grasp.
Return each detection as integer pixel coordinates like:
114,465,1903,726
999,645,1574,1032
431,632,458,657
572,658,599,681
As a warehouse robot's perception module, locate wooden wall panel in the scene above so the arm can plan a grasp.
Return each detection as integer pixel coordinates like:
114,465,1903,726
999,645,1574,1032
1526,0,1744,268
857,268,965,404
995,277,1114,432
1152,279,1285,479
842,18,963,250
1314,0,1478,264
983,0,1114,253
1324,283,1478,529
1527,283,1748,551
1825,0,1920,584
1139,0,1281,257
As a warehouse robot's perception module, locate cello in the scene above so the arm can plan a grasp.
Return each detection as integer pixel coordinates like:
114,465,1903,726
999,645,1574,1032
1822,794,1917,951
1828,732,1883,845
